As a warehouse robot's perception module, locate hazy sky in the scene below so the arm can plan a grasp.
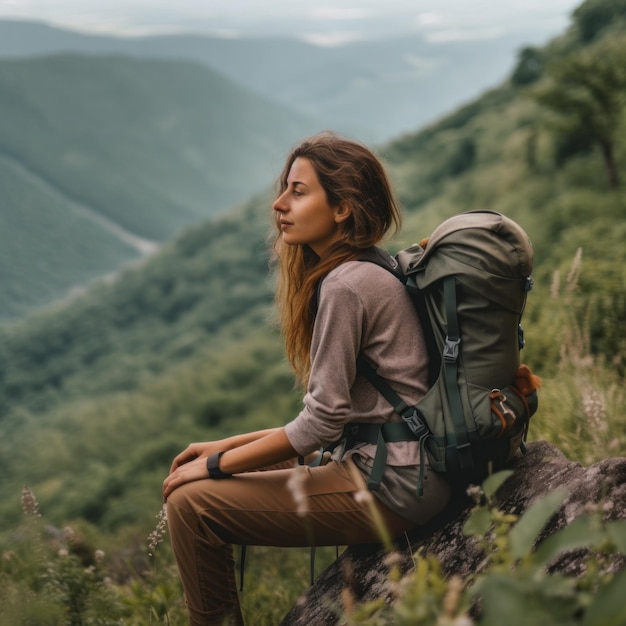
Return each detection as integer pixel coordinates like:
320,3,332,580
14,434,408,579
0,0,583,45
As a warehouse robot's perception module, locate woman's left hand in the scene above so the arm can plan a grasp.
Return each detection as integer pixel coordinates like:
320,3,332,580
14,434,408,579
162,428,298,501
163,455,211,500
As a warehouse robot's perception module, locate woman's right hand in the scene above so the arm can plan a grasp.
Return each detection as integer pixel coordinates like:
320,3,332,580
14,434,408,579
168,427,282,474
168,441,227,475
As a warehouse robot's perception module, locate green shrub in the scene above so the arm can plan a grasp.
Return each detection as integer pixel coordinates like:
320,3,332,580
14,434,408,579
342,472,626,625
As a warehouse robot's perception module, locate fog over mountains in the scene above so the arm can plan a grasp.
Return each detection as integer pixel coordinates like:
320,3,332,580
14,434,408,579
0,17,560,321
0,18,551,141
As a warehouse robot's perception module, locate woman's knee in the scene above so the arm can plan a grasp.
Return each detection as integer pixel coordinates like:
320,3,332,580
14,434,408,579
166,481,206,535
166,482,229,549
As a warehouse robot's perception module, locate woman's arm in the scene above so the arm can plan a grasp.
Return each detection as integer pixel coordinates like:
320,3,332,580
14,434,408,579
163,427,296,500
219,428,295,474
168,427,281,473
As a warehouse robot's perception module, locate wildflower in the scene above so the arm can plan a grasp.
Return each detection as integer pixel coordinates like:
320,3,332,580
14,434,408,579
147,504,168,555
384,551,404,598
340,558,356,617
581,387,607,432
442,575,464,619
63,526,76,543
566,247,582,294
21,485,41,517
550,270,560,299
347,461,392,550
94,549,105,563
466,484,483,503
340,586,355,617
384,551,404,571
286,464,309,517
353,488,373,505
602,500,615,513
58,548,69,558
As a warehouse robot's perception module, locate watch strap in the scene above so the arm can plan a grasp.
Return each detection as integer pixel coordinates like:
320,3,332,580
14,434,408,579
206,451,232,479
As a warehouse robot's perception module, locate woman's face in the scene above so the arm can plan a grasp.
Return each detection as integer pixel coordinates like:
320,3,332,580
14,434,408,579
273,157,349,256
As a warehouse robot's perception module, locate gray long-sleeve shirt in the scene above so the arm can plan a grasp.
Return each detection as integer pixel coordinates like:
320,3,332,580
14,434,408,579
284,258,452,523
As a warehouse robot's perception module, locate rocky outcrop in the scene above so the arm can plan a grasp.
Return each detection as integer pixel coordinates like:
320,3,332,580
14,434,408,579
281,441,626,625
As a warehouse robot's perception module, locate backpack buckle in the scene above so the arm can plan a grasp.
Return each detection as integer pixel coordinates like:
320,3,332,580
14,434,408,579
403,409,429,440
525,276,534,292
443,337,460,363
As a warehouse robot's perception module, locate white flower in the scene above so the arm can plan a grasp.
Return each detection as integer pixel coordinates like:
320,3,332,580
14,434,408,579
147,504,168,555
287,464,309,517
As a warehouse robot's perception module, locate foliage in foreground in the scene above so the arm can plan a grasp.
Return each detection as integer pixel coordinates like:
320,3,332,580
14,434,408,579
3,470,625,626
0,488,338,626
342,472,626,626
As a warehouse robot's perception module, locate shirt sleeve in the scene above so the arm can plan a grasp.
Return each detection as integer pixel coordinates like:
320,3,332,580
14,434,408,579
283,270,365,455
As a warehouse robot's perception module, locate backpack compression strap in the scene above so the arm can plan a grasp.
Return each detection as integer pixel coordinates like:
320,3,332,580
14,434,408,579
442,276,474,471
355,358,430,496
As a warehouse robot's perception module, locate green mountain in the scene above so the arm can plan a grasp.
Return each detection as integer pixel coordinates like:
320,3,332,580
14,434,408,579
0,16,578,324
0,53,317,321
0,0,624,548
0,18,553,142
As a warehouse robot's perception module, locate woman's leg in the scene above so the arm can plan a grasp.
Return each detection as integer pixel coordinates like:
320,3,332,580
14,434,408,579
166,459,414,626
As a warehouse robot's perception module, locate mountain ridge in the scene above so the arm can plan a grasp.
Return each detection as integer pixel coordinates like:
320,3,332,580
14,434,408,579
0,17,551,142
1,150,159,255
0,52,318,321
0,17,563,322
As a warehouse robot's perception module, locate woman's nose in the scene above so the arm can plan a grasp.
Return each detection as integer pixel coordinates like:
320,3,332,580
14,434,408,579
273,192,287,212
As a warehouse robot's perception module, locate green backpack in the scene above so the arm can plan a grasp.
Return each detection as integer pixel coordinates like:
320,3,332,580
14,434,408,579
354,210,541,494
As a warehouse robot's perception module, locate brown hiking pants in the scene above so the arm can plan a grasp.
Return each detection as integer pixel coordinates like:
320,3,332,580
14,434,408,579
166,458,449,626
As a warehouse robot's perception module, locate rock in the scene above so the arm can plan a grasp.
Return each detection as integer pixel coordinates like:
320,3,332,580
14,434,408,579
280,441,626,625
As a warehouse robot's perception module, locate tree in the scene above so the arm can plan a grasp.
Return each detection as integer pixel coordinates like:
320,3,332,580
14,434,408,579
531,34,626,189
573,0,626,42
511,47,544,86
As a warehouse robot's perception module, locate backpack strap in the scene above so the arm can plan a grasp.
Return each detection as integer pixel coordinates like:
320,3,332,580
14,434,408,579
356,248,440,384
239,544,247,591
355,357,431,496
344,420,413,489
442,276,473,471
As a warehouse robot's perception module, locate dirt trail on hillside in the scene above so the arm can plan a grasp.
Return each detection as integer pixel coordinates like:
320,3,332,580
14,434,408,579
1,152,159,255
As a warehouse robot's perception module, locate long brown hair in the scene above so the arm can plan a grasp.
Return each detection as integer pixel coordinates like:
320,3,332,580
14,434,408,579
272,132,402,387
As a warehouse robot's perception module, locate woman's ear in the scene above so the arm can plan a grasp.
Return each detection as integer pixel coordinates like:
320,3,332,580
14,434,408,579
334,201,352,224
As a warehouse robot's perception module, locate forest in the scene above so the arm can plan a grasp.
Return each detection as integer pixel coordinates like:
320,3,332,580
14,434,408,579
0,0,625,623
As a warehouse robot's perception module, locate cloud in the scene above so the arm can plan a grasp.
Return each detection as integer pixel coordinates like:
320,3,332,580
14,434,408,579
426,26,505,43
301,31,365,47
404,54,442,71
415,12,444,27
310,7,372,20
0,0,581,42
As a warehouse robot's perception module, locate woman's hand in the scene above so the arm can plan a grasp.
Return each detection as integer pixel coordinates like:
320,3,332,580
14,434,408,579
163,454,214,500
162,428,298,501
168,441,223,474
163,428,285,500
163,441,224,500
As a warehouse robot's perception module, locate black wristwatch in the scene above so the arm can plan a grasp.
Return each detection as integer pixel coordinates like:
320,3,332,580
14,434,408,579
206,451,232,479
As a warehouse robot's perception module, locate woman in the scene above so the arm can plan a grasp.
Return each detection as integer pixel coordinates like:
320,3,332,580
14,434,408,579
162,133,452,626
